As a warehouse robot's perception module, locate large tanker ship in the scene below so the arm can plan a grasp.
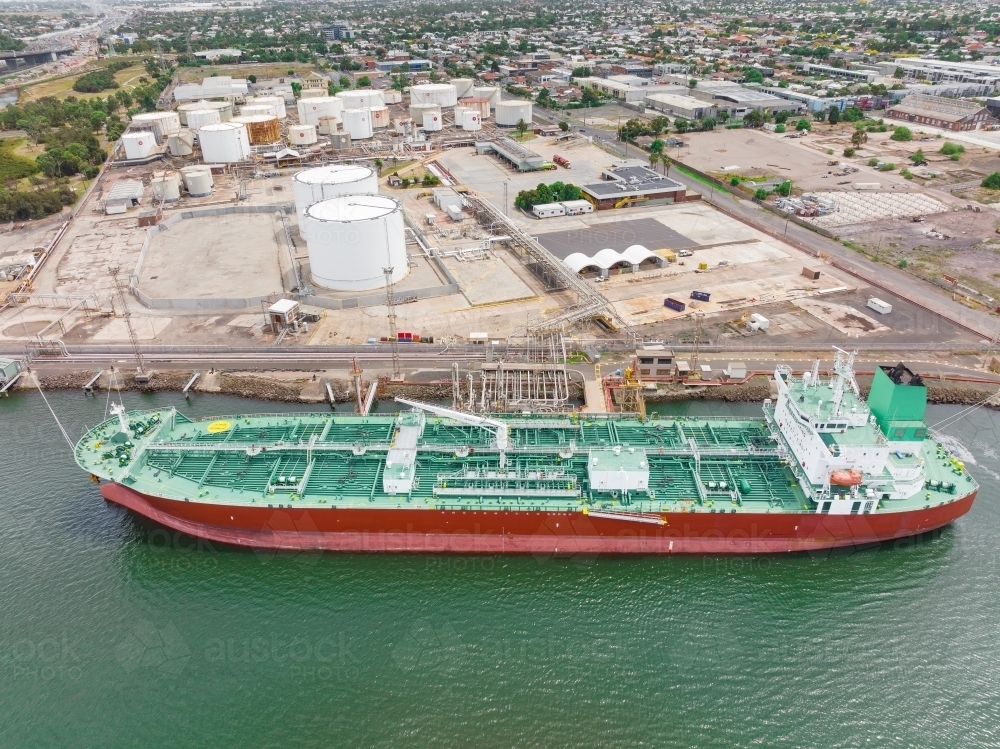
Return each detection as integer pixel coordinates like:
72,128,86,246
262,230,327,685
75,351,977,554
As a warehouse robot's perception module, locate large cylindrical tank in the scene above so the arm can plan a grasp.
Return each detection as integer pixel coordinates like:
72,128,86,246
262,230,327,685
422,109,442,132
151,172,181,203
453,106,471,125
246,95,286,118
393,117,413,135
317,115,341,135
198,122,251,162
177,99,232,125
496,100,533,127
336,89,384,110
181,166,214,197
289,124,318,146
462,109,482,132
122,131,155,159
301,195,408,291
410,83,458,108
409,103,440,126
297,97,343,126
451,78,474,98
369,105,390,129
382,90,402,105
131,112,181,140
292,164,379,232
300,88,326,99
342,108,373,140
472,86,500,109
232,115,281,144
167,129,195,156
186,108,221,129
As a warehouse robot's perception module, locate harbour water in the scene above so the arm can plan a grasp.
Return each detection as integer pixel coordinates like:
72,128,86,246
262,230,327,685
1,390,999,747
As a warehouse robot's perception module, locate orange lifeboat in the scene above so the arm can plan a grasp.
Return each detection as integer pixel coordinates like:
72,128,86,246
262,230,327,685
830,469,863,486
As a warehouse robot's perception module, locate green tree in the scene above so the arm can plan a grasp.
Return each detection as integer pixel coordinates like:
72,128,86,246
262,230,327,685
982,172,1000,189
674,118,689,134
515,118,529,139
774,180,792,197
754,188,769,200
291,81,302,99
910,149,925,163
743,110,764,128
795,118,811,131
743,67,764,84
357,76,372,87
339,75,351,88
894,66,906,79
536,88,551,105
650,139,665,154
373,158,383,176
558,121,569,132
851,129,868,148
699,117,717,131
248,74,257,84
940,142,964,156
890,126,913,142
828,106,840,125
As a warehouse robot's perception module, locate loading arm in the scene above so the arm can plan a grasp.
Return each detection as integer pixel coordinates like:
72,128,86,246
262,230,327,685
394,397,509,466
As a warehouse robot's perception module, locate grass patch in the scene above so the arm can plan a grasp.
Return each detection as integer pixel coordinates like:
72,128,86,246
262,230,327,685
0,138,39,181
673,163,730,194
19,62,145,103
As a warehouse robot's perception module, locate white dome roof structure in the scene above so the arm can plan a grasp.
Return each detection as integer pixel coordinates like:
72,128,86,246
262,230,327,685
563,245,662,274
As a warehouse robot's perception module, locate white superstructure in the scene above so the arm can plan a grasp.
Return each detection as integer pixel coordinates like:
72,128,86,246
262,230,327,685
410,83,458,107
122,132,156,160
301,195,408,291
342,108,373,140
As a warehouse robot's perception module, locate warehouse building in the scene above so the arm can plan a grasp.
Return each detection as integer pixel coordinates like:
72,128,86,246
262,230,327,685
687,82,802,117
580,165,688,209
173,76,249,103
874,59,1000,88
643,92,718,120
886,93,997,131
575,76,685,103
476,138,546,172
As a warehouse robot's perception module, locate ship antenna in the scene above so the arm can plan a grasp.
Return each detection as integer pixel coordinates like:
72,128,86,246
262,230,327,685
31,375,76,454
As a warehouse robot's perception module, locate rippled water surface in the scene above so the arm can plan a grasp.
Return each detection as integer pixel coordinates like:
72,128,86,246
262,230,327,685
1,391,998,748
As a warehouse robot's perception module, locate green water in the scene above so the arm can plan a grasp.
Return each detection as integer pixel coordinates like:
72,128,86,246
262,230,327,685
2,391,999,748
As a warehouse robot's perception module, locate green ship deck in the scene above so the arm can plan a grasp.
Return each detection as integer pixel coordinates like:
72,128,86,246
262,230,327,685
75,407,975,516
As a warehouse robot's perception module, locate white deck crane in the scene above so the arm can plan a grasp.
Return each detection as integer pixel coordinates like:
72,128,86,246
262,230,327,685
394,397,510,468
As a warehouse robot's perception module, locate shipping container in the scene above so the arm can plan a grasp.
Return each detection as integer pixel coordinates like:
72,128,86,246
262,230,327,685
690,290,711,302
664,297,686,312
867,298,892,315
801,267,821,280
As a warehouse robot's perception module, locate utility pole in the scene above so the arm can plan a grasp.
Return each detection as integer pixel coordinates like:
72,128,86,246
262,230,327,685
690,311,704,380
110,267,146,379
383,267,403,381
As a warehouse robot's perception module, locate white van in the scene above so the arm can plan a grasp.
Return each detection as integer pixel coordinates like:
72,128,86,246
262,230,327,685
867,297,892,314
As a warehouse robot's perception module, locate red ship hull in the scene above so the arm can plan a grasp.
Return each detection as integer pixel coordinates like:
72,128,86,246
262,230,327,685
101,483,978,554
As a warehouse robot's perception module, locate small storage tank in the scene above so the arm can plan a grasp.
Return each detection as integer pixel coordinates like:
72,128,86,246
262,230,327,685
289,124,318,146
462,109,482,132
232,114,281,144
410,83,458,108
336,89,384,110
453,106,472,125
151,172,181,203
422,110,442,132
393,117,413,135
451,78,474,98
186,108,221,129
181,166,214,197
382,90,402,105
122,131,156,160
292,164,379,233
246,95,286,118
369,105,390,129
409,103,440,127
472,86,500,109
301,195,408,291
342,108,373,140
297,97,343,126
317,115,342,135
131,111,181,140
167,129,195,156
496,100,532,127
198,122,251,163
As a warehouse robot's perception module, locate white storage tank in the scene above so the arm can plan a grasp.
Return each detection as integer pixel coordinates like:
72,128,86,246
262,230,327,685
291,164,379,234
246,95,286,118
151,172,181,203
122,131,156,160
297,97,344,126
464,97,491,119
300,88,326,99
238,104,274,118
472,86,500,109
342,108,373,140
370,105,390,129
462,109,482,132
422,109,442,132
177,100,232,125
393,117,413,135
336,89,384,110
317,115,342,135
198,122,251,163
408,103,440,127
289,124,318,146
131,111,181,140
301,195,408,291
186,108,221,129
496,100,532,127
453,106,472,125
181,166,213,197
167,129,195,156
383,90,402,105
410,83,458,108
451,78,474,98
